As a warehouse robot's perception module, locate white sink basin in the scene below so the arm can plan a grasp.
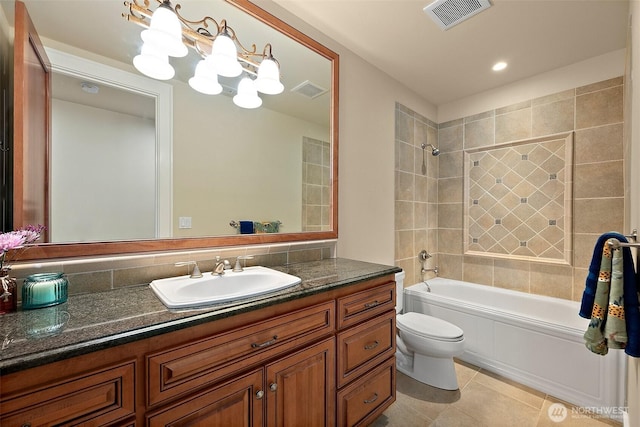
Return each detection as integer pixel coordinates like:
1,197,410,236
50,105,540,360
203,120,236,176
150,266,302,309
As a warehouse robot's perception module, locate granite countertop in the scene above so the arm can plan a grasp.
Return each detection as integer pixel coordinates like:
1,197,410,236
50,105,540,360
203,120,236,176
0,258,400,375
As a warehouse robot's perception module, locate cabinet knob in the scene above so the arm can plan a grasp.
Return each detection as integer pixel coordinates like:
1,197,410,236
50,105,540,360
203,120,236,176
22,424,32,427
256,390,264,399
269,382,278,392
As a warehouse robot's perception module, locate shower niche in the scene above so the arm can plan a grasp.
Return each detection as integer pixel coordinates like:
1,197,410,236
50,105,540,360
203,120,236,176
463,132,574,264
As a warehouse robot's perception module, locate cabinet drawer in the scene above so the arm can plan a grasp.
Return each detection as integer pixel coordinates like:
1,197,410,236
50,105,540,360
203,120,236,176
337,356,396,427
1,360,136,426
147,301,334,407
337,310,395,388
337,281,395,329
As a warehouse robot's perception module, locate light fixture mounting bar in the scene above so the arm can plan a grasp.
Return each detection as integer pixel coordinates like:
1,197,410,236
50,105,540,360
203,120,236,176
123,0,274,69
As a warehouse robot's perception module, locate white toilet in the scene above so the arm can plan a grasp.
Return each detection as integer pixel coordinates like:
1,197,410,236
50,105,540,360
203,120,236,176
395,270,465,390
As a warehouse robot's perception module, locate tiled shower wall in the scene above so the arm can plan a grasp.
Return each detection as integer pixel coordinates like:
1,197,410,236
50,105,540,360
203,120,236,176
394,104,440,282
395,77,625,301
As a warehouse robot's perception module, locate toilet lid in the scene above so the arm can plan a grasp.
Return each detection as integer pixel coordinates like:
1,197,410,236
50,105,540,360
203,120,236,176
397,312,463,342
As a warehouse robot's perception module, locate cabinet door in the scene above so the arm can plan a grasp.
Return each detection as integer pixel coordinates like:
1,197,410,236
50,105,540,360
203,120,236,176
146,369,264,427
265,337,335,427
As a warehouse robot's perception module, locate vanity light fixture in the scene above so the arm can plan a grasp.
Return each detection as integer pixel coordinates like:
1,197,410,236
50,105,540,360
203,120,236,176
123,0,284,108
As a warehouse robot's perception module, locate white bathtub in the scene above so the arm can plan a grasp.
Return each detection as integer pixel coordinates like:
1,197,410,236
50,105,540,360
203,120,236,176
404,278,626,410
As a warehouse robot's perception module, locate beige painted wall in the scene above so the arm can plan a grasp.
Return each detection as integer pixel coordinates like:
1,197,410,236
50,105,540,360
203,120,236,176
255,0,438,266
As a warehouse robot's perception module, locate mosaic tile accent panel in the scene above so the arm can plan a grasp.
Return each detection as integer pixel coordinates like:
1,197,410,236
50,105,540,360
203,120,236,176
464,132,573,264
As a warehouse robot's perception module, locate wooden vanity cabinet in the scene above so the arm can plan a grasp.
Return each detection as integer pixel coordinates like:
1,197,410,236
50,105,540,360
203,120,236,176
0,273,396,427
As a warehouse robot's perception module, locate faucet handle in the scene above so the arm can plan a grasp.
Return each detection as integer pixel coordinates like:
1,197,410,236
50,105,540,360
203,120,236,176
175,261,203,278
233,255,254,272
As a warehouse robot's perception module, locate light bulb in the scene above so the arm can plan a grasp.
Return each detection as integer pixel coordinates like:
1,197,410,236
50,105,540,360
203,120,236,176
210,33,242,78
189,60,222,95
233,77,262,109
141,1,188,58
133,42,175,80
255,58,284,95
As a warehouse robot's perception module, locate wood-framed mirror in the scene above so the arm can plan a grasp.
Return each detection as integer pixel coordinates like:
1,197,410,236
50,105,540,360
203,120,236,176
4,0,339,260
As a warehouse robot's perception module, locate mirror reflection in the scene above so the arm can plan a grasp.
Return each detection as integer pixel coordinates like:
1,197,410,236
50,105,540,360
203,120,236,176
2,0,336,251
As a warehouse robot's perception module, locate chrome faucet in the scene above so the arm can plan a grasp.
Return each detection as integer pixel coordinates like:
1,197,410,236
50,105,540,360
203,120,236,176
213,257,231,276
174,261,203,278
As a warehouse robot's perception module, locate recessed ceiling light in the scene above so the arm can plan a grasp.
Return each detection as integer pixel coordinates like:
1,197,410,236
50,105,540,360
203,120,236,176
492,61,508,72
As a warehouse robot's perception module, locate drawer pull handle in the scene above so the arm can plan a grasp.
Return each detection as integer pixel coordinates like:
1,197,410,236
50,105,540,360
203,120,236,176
364,300,379,308
364,393,379,404
270,382,278,392
256,390,265,399
364,340,379,350
251,335,278,348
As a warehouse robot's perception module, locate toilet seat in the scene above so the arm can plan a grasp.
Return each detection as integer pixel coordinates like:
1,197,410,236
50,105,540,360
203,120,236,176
397,312,463,342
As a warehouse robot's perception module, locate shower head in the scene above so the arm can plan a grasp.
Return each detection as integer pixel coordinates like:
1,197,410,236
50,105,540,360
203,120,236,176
421,143,440,156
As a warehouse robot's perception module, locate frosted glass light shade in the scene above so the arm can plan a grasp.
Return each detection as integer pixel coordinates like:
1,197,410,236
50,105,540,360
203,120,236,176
233,77,262,109
133,43,175,80
189,60,222,95
255,58,284,95
141,2,188,58
210,34,242,77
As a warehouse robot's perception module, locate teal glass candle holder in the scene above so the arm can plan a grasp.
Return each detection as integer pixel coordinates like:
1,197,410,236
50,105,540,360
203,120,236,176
22,272,69,310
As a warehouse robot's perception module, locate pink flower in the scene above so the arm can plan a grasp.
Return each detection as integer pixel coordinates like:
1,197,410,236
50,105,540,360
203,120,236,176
0,225,45,270
17,224,45,245
0,232,26,253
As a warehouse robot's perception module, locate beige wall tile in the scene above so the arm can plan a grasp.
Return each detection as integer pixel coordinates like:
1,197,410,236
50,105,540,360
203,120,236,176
573,197,624,234
574,160,624,199
396,140,414,173
496,108,532,144
576,85,623,129
532,98,574,136
438,124,463,153
415,175,429,203
574,124,623,164
576,76,623,95
396,109,414,143
439,229,463,255
529,263,573,299
464,117,494,149
396,171,415,201
438,151,464,179
494,259,530,292
438,254,463,280
531,88,575,106
438,177,463,203
438,203,463,229
496,99,531,115
395,200,414,230
573,233,600,270
462,255,493,286
396,230,415,260
572,267,589,301
415,202,428,229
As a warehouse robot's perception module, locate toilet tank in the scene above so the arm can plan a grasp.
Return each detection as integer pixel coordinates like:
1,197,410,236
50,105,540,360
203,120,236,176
395,270,405,313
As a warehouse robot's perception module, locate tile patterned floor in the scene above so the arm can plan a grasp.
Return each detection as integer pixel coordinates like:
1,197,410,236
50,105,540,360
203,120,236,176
371,360,623,427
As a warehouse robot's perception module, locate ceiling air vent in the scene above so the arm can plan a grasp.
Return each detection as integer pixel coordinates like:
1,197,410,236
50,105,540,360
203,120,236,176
291,80,328,99
424,0,492,30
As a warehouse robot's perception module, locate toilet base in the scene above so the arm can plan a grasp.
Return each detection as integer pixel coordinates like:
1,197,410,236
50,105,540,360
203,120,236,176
396,351,459,390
